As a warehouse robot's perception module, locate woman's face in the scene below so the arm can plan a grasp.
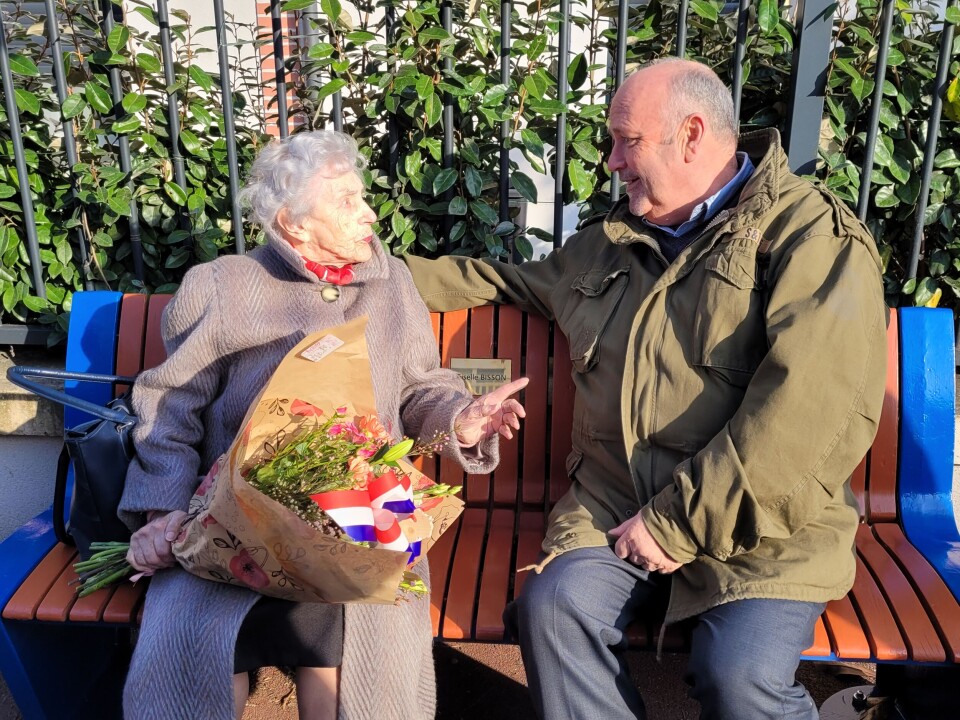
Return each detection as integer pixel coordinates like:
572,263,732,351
286,170,377,266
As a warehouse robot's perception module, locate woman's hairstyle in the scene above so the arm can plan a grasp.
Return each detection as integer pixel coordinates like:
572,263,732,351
238,130,367,241
643,57,738,146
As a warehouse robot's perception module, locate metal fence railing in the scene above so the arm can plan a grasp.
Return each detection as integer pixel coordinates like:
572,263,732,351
0,0,957,345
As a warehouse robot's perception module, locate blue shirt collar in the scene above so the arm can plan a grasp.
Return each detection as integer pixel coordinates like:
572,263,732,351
643,152,754,238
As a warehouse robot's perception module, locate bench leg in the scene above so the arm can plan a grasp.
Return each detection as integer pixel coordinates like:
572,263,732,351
0,619,130,720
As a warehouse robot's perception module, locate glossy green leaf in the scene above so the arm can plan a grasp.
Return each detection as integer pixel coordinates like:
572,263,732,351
929,249,949,277
108,194,132,216
14,89,40,115
448,196,468,215
465,166,483,198
511,171,538,203
872,135,894,168
416,74,433,100
424,92,442,127
317,78,347,100
419,28,451,42
188,65,214,92
945,6,960,24
165,182,188,206
112,115,141,134
281,0,315,10
689,0,719,22
567,159,593,201
521,129,545,159
470,200,499,226
934,149,960,169
321,0,342,24
9,54,39,77
107,26,129,53
136,53,162,73
179,129,203,156
912,277,938,306
874,184,899,207
432,168,457,195
61,94,86,119
85,82,113,113
122,92,148,114
758,0,779,34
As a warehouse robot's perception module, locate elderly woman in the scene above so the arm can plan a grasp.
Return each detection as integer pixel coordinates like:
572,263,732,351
118,130,527,720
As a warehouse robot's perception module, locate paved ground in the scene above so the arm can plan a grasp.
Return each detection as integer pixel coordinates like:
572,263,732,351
239,642,871,720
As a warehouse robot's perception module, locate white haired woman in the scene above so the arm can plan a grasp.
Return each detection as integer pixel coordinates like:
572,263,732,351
118,130,527,720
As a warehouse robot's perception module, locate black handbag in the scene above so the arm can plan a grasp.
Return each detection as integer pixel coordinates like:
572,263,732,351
6,366,138,559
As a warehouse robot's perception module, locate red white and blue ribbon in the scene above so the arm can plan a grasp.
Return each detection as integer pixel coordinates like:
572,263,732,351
311,469,421,562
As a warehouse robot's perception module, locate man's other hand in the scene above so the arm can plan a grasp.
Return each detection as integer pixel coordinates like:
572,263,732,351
609,515,683,574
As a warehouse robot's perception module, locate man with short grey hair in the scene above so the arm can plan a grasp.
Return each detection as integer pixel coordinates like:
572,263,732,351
406,58,887,719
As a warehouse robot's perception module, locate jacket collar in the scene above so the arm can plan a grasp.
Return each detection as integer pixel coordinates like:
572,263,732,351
262,232,391,284
604,128,788,246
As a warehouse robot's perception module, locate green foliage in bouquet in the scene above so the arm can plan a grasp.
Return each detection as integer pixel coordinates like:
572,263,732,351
0,0,270,341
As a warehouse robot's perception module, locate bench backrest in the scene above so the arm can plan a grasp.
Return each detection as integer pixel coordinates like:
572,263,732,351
64,293,955,535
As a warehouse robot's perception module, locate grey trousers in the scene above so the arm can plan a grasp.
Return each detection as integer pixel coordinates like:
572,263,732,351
504,545,824,720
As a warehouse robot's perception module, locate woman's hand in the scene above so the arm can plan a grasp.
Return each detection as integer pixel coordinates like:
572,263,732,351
127,510,187,573
454,378,529,447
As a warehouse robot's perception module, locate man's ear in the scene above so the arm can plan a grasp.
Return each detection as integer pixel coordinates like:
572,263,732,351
682,114,707,162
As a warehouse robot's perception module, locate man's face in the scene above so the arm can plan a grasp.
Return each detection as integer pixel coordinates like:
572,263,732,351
606,71,684,224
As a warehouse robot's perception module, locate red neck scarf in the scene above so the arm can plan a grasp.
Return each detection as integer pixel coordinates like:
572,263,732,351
302,259,355,285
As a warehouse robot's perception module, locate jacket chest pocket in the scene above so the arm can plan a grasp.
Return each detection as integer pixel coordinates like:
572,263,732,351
561,267,630,373
692,246,766,385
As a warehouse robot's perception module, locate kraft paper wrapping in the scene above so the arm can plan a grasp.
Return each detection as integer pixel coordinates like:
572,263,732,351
172,315,464,604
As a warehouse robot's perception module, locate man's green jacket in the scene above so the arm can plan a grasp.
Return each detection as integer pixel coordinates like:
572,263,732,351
404,129,888,622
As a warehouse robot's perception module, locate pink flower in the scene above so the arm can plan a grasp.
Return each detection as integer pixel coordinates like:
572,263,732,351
336,406,348,415
291,399,324,417
356,415,391,444
229,549,270,589
348,456,374,489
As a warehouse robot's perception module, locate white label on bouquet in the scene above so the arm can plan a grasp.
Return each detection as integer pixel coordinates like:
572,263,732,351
301,335,344,362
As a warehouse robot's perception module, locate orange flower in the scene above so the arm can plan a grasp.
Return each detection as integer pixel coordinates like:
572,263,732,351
356,414,391,444
347,456,374,489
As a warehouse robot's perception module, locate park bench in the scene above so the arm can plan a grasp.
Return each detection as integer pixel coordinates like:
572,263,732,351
1,289,958,719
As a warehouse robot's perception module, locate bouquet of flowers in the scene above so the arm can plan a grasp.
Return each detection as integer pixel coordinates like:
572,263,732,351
74,316,465,604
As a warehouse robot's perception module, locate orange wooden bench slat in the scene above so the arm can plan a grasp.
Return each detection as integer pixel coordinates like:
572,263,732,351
69,583,118,623
35,556,81,622
850,554,908,661
2,544,77,621
442,508,487,639
822,595,872,660
115,293,149,392
142,294,174,372
474,509,516,641
438,310,469,495
855,525,945,662
102,580,145,624
465,307,495,504
850,457,867,519
428,515,461,637
513,512,546,601
874,523,960,663
521,313,549,507
492,307,523,506
549,330,574,504
802,616,832,657
866,310,900,522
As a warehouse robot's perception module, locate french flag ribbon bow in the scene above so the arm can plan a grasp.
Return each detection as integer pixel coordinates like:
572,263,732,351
311,469,421,563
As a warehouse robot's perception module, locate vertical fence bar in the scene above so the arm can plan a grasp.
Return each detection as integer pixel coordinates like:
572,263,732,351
44,0,91,289
100,0,145,283
331,25,344,132
214,0,245,254
499,1,511,223
156,0,188,206
855,0,895,221
441,0,454,243
676,0,689,57
906,1,956,283
0,14,44,298
270,0,290,137
785,0,833,175
385,2,399,181
731,0,750,124
610,0,628,203
552,0,570,250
